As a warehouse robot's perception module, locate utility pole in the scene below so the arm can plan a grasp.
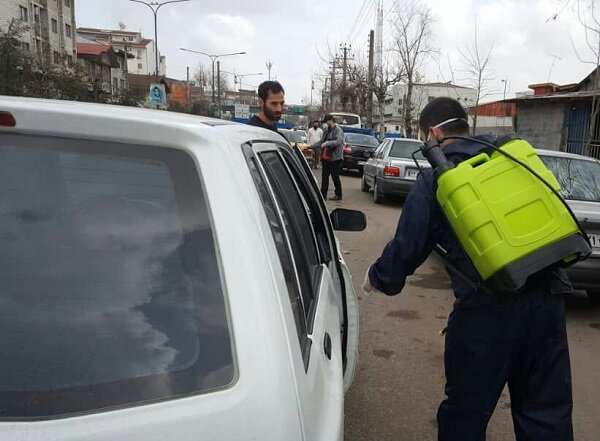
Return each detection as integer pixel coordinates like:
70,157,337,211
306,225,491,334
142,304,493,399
187,65,191,109
329,59,336,111
310,79,314,107
339,44,352,112
265,60,273,81
217,60,221,116
368,30,375,128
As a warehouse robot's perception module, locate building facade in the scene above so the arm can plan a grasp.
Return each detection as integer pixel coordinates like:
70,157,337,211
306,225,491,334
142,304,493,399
0,0,77,67
374,82,478,135
76,39,129,101
77,27,166,77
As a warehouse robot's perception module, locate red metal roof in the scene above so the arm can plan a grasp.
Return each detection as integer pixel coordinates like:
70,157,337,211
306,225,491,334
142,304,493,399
76,42,111,56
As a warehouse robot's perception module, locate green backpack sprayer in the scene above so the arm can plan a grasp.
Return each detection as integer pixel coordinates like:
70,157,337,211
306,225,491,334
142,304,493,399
418,134,592,293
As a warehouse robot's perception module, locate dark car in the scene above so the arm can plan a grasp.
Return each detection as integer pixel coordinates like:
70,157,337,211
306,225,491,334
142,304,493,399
538,149,600,303
342,133,380,173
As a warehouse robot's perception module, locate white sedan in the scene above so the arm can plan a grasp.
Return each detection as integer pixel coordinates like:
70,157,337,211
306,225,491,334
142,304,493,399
0,97,364,441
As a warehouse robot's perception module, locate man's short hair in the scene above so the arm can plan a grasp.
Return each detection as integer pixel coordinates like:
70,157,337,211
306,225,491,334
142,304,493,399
419,97,469,135
323,114,334,123
258,81,284,101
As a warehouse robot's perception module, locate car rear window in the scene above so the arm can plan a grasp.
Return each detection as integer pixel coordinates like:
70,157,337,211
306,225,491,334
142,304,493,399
345,134,379,147
389,140,424,160
281,130,304,144
540,155,600,202
0,133,234,419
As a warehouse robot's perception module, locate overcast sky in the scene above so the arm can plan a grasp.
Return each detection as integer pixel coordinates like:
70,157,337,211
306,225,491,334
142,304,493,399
76,0,595,104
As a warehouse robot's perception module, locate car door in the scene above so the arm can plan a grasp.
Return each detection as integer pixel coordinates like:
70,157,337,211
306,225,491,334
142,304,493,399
364,140,388,186
289,145,359,390
245,141,346,440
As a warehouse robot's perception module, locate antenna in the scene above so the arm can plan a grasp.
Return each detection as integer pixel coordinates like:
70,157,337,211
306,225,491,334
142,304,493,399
118,21,126,30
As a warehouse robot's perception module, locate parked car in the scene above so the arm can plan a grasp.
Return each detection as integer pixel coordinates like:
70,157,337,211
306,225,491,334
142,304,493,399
0,96,365,440
537,149,600,302
342,133,380,173
362,137,428,203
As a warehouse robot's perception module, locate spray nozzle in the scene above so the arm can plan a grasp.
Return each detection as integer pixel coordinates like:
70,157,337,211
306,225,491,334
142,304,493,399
420,137,455,178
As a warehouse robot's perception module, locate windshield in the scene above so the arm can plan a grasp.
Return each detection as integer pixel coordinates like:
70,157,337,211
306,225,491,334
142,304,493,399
332,114,359,126
540,155,600,202
0,133,234,418
389,140,425,160
345,134,379,147
281,130,304,143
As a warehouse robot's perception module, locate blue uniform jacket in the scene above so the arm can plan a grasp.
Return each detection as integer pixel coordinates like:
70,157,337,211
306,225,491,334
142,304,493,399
368,135,573,310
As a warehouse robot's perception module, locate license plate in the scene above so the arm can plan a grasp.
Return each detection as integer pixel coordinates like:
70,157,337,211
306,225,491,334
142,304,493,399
590,233,600,249
405,168,419,179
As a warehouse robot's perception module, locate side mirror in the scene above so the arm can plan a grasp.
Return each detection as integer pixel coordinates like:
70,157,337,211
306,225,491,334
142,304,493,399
330,208,367,232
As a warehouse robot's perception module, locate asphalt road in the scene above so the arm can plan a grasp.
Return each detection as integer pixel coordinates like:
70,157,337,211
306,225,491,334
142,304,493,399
321,172,600,441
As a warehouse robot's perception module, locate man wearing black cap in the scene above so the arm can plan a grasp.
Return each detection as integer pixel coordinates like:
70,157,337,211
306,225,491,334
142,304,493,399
310,114,344,200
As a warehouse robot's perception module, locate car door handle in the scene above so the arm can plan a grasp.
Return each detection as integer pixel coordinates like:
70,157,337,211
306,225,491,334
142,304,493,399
323,333,332,360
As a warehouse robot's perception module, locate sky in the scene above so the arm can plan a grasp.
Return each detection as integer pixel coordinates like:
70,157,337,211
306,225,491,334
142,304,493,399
76,0,596,104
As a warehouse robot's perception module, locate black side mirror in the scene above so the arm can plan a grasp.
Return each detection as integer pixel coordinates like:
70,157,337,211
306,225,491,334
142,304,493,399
330,208,367,232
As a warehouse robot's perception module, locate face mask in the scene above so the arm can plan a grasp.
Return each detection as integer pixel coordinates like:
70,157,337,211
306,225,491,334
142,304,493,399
427,117,467,142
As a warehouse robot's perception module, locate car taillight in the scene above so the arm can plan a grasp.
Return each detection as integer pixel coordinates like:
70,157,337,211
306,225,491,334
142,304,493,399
343,144,352,154
0,112,16,127
384,166,400,177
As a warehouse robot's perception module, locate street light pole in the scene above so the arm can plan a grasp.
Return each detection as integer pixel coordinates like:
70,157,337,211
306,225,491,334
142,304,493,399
501,79,508,101
180,48,246,103
129,0,189,80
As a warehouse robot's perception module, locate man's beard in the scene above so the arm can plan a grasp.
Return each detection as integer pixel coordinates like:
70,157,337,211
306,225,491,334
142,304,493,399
263,106,282,122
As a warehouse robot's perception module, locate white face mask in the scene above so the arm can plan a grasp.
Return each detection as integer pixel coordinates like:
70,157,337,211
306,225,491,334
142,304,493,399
426,117,467,142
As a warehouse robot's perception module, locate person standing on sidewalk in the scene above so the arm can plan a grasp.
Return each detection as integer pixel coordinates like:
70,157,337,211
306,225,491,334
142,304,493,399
310,114,344,200
307,119,324,168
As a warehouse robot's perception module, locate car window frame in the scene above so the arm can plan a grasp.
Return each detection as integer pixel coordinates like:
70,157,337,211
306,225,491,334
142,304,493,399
243,141,327,370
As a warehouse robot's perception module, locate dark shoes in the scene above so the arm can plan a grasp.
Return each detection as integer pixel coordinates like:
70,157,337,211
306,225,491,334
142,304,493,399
330,195,343,201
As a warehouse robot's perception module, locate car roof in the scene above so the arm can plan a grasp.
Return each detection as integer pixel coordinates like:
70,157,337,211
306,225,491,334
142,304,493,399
0,96,284,150
536,148,600,163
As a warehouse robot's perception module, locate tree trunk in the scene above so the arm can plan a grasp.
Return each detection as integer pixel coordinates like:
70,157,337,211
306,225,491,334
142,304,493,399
379,100,386,139
404,81,414,138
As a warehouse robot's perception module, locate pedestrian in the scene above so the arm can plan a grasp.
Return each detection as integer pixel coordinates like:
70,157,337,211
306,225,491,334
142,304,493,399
307,119,324,168
248,81,285,132
363,97,574,441
310,114,344,201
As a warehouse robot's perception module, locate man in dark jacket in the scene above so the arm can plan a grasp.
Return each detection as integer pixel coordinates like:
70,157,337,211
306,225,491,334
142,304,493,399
310,114,344,200
248,81,284,132
363,97,574,441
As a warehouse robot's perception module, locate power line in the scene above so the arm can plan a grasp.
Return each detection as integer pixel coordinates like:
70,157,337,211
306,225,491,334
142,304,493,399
346,0,378,47
345,0,371,43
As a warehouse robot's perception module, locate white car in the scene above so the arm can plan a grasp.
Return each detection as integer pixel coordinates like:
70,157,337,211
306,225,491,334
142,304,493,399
0,97,364,441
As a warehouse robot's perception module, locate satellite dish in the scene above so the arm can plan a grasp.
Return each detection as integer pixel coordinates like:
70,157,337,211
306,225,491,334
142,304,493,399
118,21,126,30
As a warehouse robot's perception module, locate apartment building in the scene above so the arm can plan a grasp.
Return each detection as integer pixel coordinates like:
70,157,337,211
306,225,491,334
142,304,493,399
0,0,77,67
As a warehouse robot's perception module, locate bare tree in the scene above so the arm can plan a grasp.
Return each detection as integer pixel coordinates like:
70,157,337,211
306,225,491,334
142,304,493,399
392,0,435,138
459,21,494,135
373,58,404,138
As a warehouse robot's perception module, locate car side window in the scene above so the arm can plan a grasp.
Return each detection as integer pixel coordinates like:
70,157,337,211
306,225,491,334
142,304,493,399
246,156,308,347
375,140,388,159
259,151,321,323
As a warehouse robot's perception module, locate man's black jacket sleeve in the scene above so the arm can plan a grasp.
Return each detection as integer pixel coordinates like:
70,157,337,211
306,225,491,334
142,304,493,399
368,174,441,295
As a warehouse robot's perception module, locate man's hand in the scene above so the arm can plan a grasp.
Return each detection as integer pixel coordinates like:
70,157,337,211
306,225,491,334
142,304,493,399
361,267,382,296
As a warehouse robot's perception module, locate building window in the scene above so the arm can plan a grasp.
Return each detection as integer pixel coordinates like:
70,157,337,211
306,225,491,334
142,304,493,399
395,126,400,131
113,78,119,95
120,79,125,90
65,24,72,38
136,49,142,59
65,0,71,7
19,6,28,21
53,51,60,64
51,19,57,33
137,63,142,69
66,54,73,67
128,36,134,41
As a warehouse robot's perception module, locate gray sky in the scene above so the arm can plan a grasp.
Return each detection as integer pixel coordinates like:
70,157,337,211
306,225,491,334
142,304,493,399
76,0,594,104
